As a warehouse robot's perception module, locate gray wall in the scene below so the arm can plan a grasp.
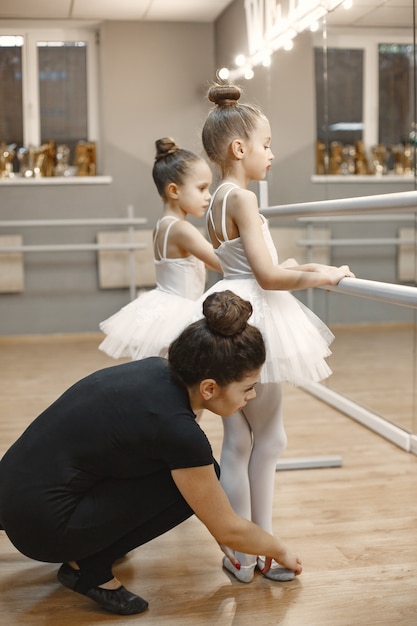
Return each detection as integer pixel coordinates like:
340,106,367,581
1,7,416,335
214,0,416,202
0,21,214,335
214,0,417,326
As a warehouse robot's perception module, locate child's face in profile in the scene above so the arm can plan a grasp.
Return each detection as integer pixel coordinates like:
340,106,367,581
177,159,212,217
244,116,274,181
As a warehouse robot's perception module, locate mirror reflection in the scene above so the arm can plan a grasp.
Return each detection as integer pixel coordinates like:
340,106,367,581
312,1,416,435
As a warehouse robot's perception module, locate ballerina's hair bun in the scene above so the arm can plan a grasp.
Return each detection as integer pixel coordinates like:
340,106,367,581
155,137,180,161
168,289,264,386
208,84,242,107
203,290,252,336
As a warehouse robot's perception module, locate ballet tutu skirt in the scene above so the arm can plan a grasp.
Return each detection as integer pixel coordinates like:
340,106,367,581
99,227,207,361
193,277,334,386
99,288,199,360
201,183,334,386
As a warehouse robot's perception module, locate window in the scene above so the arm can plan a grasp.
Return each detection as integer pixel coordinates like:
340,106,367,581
314,29,415,176
0,37,23,148
38,41,88,157
315,47,364,145
378,43,414,146
0,26,99,176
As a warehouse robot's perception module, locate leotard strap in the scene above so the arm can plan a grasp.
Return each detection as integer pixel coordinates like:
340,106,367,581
206,182,240,243
154,216,179,260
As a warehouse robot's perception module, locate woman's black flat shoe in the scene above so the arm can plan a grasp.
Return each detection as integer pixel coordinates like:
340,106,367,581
57,563,80,590
85,585,149,615
57,563,148,615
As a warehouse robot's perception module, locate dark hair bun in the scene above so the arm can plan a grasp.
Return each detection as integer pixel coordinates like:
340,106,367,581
155,137,180,161
208,84,241,107
203,290,252,336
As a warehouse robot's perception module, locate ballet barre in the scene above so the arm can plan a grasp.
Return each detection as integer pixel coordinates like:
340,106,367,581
0,206,148,300
264,188,417,469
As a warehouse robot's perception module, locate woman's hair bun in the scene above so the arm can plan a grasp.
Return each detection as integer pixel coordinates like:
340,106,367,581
208,83,241,107
155,137,180,161
203,290,252,336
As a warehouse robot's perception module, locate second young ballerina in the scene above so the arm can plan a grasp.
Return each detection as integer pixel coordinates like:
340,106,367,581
199,83,355,583
99,137,221,360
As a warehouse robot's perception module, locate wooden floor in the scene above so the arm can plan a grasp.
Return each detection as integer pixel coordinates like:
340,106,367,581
0,332,417,625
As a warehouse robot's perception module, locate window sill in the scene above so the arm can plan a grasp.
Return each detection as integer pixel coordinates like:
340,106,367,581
312,174,416,183
0,175,113,186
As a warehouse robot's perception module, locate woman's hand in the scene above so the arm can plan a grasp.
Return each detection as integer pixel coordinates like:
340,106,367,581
218,543,241,568
261,550,303,576
171,465,303,577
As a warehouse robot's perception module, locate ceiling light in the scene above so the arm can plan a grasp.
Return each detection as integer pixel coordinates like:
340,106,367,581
218,67,230,80
261,51,272,67
218,0,347,80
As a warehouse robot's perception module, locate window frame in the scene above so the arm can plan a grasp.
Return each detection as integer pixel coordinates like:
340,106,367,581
0,22,99,149
313,27,414,152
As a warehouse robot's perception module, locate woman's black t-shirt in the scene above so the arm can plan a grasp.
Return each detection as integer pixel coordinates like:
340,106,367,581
0,358,214,527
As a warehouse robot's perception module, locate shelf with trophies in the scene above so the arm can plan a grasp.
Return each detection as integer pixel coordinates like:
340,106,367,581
0,139,111,185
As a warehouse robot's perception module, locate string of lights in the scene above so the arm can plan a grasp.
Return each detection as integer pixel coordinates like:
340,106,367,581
218,0,353,80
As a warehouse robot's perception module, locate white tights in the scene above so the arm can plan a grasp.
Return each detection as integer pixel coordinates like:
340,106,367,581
220,383,287,567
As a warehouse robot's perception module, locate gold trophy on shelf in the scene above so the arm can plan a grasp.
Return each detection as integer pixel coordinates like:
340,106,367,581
1,138,97,178
73,141,96,176
16,141,56,178
0,142,16,178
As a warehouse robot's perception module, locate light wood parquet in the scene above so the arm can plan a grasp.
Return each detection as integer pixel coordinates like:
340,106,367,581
0,331,416,626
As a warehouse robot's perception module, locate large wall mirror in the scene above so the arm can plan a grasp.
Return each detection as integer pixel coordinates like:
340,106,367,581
312,0,417,438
